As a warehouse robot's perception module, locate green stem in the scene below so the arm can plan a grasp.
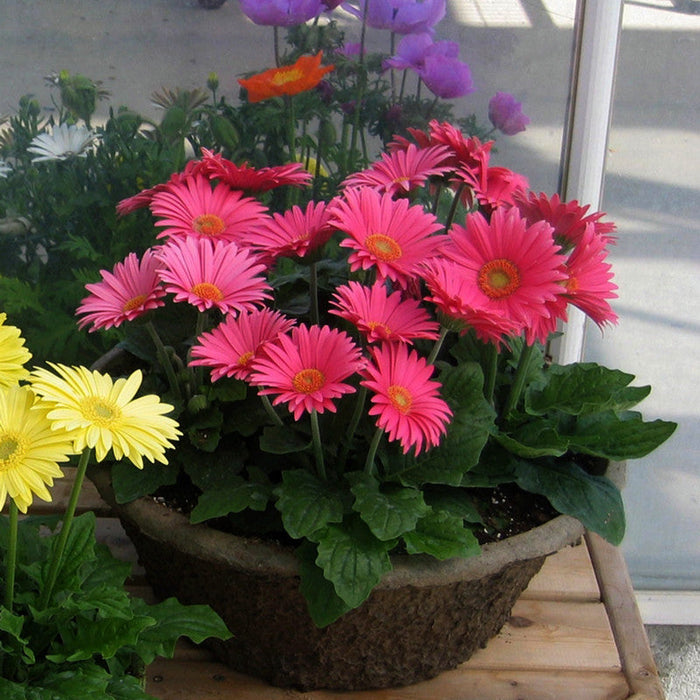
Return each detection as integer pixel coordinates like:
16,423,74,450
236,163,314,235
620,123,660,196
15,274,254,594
39,447,92,608
274,26,281,67
4,501,18,611
444,182,467,232
431,182,443,215
483,342,498,405
310,411,326,481
309,262,320,326
502,342,535,419
364,427,384,476
145,321,182,401
427,326,450,366
259,392,284,427
338,385,368,471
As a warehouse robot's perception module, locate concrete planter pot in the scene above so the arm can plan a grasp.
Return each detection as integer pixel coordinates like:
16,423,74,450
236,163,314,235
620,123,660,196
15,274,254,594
88,463,602,691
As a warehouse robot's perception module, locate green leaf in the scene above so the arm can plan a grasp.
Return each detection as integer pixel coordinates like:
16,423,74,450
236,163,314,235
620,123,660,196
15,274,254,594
315,517,393,609
297,542,351,628
189,477,271,523
130,597,232,664
349,472,429,541
111,460,179,504
514,458,625,545
106,674,157,700
44,512,97,596
526,363,652,416
259,425,310,454
496,423,570,458
184,450,245,491
0,677,27,700
24,665,113,700
568,411,677,460
0,607,26,642
403,510,481,560
274,470,344,539
423,487,484,524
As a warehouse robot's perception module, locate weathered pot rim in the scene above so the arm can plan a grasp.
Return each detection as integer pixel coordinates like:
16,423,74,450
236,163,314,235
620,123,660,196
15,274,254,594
89,461,625,590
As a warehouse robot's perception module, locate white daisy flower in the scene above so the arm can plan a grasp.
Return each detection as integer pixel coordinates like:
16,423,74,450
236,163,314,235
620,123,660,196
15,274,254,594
0,160,11,178
28,123,98,162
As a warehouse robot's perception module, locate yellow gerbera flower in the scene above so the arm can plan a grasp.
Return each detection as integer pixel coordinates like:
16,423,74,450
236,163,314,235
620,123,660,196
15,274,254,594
0,384,74,513
30,364,181,469
0,313,32,387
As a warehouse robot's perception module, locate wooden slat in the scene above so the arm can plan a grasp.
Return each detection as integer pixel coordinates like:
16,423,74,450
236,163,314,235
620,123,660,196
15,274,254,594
585,533,666,700
522,540,601,602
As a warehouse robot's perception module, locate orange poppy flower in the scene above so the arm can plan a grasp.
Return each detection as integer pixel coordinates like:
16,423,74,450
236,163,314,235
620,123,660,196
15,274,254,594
238,52,334,104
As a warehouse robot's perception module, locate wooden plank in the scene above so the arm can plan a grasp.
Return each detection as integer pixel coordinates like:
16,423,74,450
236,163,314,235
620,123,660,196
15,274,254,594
144,659,630,700
30,466,111,515
585,533,666,700
523,541,601,602
466,599,621,673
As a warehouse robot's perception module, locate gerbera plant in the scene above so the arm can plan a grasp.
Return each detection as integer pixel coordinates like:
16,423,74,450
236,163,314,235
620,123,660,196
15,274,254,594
77,115,676,628
0,316,230,698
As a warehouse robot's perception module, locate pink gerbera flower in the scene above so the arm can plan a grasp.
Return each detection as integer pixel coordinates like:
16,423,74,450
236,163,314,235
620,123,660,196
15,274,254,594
458,165,529,213
189,308,295,381
150,174,267,243
329,188,445,288
422,259,519,345
513,190,617,249
361,342,452,455
330,281,440,344
245,200,334,262
249,324,364,420
563,223,618,328
156,236,271,314
76,249,166,331
116,160,204,217
445,208,568,345
341,144,452,196
200,150,312,192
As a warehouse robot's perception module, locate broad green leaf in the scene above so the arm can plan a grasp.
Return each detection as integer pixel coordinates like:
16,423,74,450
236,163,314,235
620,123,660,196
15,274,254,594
0,677,27,700
0,607,26,641
403,510,481,560
106,674,158,700
423,487,484,524
184,449,245,491
496,423,569,459
189,477,271,523
260,425,310,454
274,470,344,539
568,411,677,460
297,542,351,628
315,518,393,609
111,460,179,503
514,458,625,545
24,665,113,700
349,472,429,541
525,363,652,416
130,597,232,664
45,512,97,596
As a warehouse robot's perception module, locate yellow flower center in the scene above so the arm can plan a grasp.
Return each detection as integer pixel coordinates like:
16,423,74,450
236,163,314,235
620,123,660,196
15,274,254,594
271,67,304,87
193,213,226,236
123,294,147,313
0,433,24,470
191,282,224,302
81,397,121,427
367,321,392,337
365,233,402,262
388,385,413,415
292,368,325,394
478,258,520,299
238,351,254,367
565,275,579,292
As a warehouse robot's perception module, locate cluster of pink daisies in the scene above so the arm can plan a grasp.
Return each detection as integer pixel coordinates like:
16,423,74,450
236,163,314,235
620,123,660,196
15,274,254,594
77,120,617,457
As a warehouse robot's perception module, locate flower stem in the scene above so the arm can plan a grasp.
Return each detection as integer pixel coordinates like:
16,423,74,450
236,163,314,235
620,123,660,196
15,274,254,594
427,326,450,366
338,385,368,471
444,182,467,231
39,447,92,609
502,342,535,419
364,427,384,476
145,321,182,401
4,501,19,611
259,392,284,427
483,342,498,405
310,410,326,481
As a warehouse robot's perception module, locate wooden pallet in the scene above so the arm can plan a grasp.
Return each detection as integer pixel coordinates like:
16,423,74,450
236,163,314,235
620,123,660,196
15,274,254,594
36,469,667,700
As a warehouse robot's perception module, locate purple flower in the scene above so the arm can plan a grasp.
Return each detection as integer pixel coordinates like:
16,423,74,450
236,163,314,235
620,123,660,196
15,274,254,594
488,92,530,135
383,33,458,73
239,0,325,27
421,54,474,99
343,0,446,35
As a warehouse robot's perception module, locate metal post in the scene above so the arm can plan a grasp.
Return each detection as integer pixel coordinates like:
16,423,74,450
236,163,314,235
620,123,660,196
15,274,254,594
556,0,624,364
